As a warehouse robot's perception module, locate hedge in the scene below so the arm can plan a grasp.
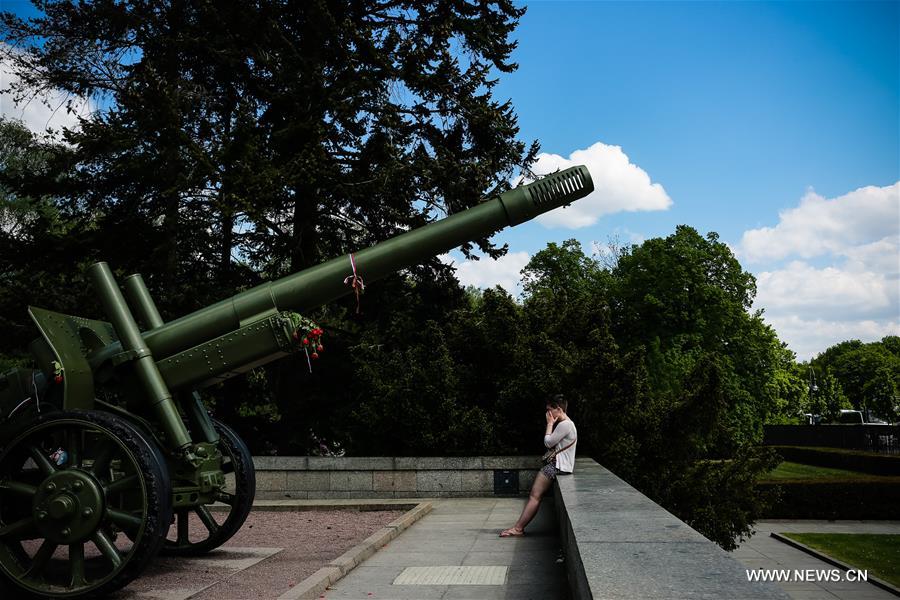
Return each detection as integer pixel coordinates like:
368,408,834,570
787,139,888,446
758,480,900,519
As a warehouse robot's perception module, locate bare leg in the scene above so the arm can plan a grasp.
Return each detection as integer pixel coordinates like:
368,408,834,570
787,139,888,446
500,471,553,536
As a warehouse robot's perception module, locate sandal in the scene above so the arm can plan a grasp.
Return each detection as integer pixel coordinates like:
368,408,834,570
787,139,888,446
499,527,525,537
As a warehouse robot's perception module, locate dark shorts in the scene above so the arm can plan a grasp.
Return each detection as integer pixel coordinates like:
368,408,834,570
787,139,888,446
540,463,559,479
540,464,572,481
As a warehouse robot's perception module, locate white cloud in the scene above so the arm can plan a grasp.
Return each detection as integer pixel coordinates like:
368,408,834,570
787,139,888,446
740,181,900,360
755,261,896,322
761,314,899,362
440,251,530,296
529,141,672,228
843,237,900,274
1,43,93,136
740,183,900,264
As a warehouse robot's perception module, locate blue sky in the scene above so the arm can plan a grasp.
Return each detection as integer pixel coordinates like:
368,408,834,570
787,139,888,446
449,1,899,359
2,1,898,359
501,1,897,241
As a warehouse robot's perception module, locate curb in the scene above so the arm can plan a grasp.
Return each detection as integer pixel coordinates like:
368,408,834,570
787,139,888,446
770,532,900,597
277,501,433,599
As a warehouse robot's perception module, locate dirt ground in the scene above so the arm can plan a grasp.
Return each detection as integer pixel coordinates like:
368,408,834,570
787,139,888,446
114,508,406,599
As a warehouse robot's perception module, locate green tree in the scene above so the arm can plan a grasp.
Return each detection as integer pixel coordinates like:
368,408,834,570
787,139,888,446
348,319,494,455
882,335,900,357
521,239,602,300
610,226,755,347
805,368,850,421
765,345,808,424
861,365,898,420
610,225,781,453
814,338,900,421
0,118,100,357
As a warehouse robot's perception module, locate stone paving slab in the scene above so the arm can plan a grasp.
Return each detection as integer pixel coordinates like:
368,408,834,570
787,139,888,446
321,497,569,599
113,547,283,600
393,565,508,585
461,549,562,567
731,520,900,600
363,551,471,567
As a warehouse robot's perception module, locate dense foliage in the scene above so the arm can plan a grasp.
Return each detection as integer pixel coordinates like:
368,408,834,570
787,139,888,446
760,336,899,425
811,338,900,421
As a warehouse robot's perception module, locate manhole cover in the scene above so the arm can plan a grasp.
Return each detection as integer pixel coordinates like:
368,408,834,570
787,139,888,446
393,566,508,585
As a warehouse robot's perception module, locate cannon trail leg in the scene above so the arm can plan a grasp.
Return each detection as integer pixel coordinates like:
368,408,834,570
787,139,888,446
163,418,255,555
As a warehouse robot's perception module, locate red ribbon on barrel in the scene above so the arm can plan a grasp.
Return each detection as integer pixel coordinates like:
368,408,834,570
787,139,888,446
343,253,365,313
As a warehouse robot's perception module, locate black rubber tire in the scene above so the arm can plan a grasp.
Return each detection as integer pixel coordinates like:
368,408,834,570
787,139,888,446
0,410,172,599
161,418,255,556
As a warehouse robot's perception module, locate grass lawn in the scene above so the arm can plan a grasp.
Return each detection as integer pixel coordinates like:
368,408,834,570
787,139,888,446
781,533,900,587
763,461,900,482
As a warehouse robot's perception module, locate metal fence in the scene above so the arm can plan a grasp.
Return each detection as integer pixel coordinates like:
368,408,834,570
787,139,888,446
763,424,900,455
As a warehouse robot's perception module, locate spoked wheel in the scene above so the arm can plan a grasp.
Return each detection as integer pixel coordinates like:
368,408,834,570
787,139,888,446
163,419,255,555
0,410,172,598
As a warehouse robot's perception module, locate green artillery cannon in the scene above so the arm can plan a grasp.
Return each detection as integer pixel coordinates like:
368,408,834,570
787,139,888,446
0,166,593,597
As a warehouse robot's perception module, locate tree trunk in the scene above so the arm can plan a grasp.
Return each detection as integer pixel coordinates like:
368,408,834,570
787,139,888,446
291,189,318,271
161,191,179,290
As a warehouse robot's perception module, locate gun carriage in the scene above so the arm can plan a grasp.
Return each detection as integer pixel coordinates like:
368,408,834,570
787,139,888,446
0,166,593,597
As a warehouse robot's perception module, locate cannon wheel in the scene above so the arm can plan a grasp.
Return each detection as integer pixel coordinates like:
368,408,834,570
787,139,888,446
163,418,255,555
0,410,172,598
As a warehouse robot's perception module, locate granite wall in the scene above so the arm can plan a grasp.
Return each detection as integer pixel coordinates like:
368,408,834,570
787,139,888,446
251,456,540,499
554,457,791,600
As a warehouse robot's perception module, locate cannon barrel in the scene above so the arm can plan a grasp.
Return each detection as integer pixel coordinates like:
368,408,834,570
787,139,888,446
135,165,593,360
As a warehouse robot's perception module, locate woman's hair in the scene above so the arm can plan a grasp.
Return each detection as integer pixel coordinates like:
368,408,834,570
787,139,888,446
547,394,568,411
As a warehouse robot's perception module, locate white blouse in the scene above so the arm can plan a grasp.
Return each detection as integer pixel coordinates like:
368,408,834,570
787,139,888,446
543,419,577,473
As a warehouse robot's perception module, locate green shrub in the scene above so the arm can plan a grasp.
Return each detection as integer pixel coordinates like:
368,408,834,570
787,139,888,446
758,480,900,519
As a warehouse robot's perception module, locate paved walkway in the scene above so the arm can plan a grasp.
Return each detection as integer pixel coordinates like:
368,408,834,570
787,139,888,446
731,520,900,600
322,497,569,600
